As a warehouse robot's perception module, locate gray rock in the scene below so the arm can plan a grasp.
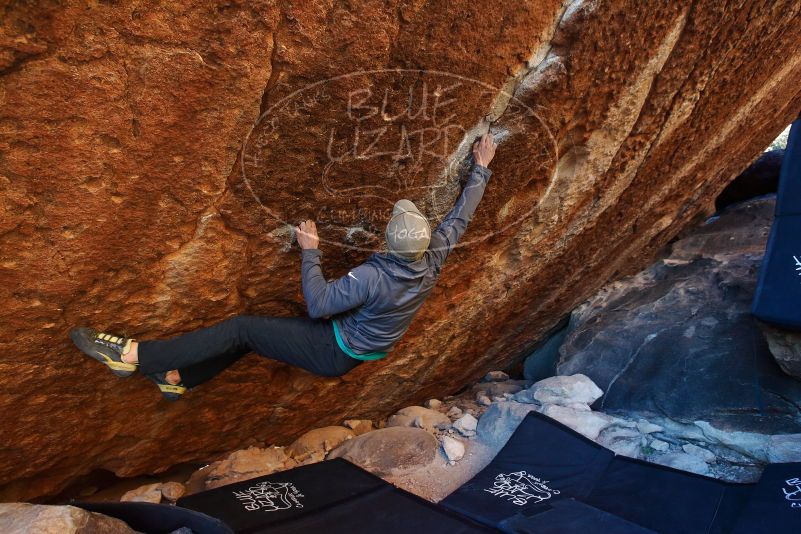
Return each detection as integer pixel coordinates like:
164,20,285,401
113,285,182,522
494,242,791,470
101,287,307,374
650,439,670,452
446,406,463,419
682,444,716,463
483,371,510,382
328,427,439,476
760,323,801,380
528,374,603,407
540,404,614,440
387,406,451,433
0,503,136,533
653,452,710,476
453,413,478,436
440,435,465,463
523,321,570,381
556,198,801,436
474,380,528,397
477,402,539,447
768,434,801,462
636,421,664,434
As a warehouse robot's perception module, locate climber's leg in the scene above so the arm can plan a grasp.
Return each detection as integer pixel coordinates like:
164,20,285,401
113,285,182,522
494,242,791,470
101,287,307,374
136,316,255,375
136,315,361,378
172,351,246,389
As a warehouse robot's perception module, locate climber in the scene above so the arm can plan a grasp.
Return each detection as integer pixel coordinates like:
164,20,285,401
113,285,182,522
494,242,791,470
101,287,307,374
70,133,498,400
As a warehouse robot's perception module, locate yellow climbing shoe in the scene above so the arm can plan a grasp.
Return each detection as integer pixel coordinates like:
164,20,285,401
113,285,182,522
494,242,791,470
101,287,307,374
146,372,187,401
70,327,138,378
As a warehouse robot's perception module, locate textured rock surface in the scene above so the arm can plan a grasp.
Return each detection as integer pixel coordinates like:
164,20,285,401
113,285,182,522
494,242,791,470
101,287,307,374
760,323,801,380
0,503,136,533
556,198,801,434
327,427,440,476
2,0,801,500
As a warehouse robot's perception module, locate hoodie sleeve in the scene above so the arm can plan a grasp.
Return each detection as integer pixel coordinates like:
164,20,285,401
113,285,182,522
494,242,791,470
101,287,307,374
428,164,492,270
301,249,377,319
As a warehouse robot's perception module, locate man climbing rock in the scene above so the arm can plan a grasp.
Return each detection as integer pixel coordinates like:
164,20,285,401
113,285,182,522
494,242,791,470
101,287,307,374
71,134,497,400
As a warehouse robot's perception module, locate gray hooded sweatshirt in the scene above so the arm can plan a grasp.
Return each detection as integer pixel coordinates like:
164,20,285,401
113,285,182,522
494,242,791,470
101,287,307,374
301,164,492,357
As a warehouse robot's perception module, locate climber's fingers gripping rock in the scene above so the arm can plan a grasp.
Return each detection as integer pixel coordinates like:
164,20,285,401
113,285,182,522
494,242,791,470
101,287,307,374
296,219,320,250
472,133,497,168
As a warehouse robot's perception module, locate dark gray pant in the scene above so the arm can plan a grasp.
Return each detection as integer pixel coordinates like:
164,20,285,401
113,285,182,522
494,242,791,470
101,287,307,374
137,316,362,388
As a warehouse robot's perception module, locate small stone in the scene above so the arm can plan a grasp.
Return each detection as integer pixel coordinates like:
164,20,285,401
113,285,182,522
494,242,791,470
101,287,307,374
452,414,478,436
483,371,509,382
121,483,162,503
477,395,492,406
682,444,716,463
440,435,465,463
446,406,463,419
650,439,669,452
343,419,374,436
159,481,186,502
425,399,442,409
637,421,664,434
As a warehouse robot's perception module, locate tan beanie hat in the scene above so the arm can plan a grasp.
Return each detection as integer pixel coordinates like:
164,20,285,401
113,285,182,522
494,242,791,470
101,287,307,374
386,199,431,261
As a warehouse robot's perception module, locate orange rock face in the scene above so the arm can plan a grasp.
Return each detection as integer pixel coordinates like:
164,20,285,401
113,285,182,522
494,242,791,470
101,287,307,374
2,0,800,500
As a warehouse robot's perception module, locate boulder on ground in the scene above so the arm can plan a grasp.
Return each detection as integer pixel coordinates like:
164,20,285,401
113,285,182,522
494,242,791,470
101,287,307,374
453,414,478,437
202,446,292,490
328,427,440,476
440,436,465,464
446,406,464,419
682,444,716,463
477,402,539,447
343,419,374,436
0,503,136,533
159,481,186,502
557,199,801,436
287,426,355,461
540,404,614,441
425,399,443,410
482,371,509,382
386,406,452,433
525,374,604,407
121,482,162,503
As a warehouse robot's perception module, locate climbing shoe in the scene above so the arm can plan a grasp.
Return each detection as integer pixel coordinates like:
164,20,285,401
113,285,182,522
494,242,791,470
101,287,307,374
70,327,138,378
146,372,187,401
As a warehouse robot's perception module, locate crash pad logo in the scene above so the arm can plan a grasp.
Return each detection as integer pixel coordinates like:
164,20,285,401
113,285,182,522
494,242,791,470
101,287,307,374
794,256,801,279
784,477,801,509
484,471,561,506
233,481,304,512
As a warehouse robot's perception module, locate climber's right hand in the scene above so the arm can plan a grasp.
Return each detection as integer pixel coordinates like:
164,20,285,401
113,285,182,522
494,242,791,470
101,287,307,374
296,220,320,250
473,133,497,168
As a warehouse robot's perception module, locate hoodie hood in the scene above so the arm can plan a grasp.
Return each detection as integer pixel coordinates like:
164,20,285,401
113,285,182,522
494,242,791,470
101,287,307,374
367,251,429,281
